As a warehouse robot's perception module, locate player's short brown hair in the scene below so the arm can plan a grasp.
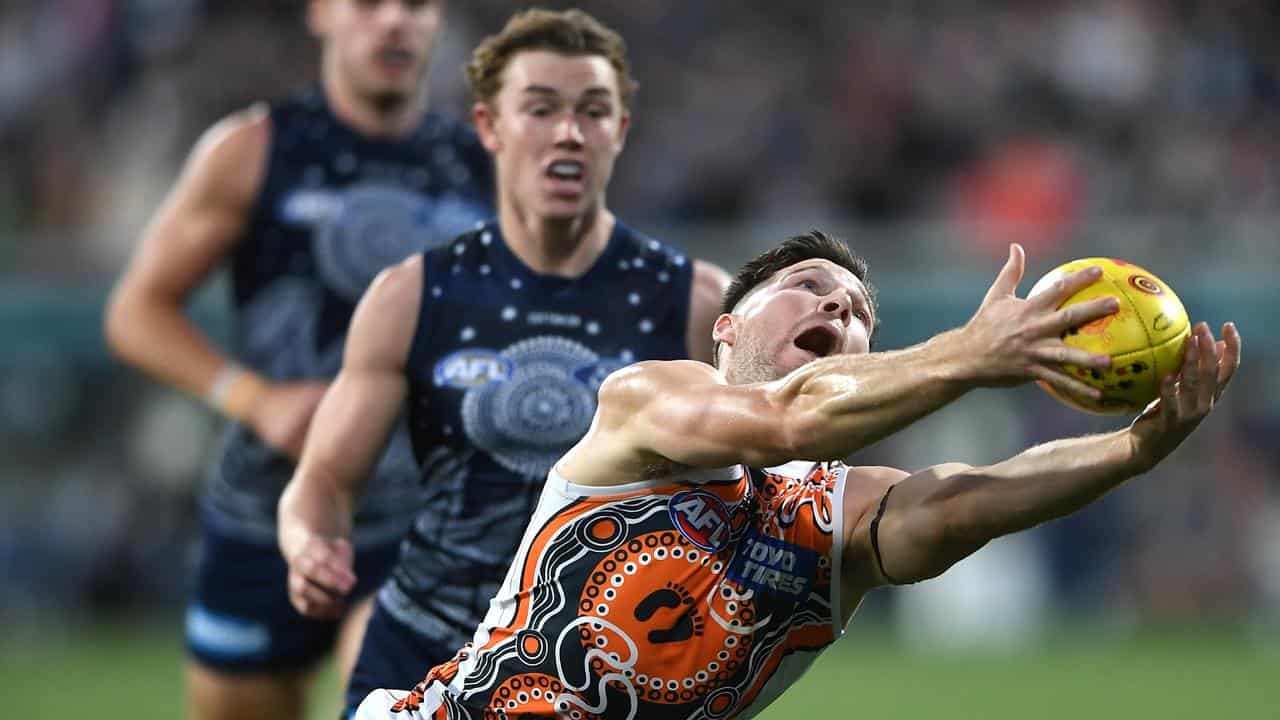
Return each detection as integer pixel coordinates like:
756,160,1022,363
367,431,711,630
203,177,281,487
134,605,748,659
465,8,637,109
715,231,878,366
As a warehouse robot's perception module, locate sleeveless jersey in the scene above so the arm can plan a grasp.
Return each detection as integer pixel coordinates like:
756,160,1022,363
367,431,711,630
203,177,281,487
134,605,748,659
381,221,695,649
358,460,850,720
203,87,494,546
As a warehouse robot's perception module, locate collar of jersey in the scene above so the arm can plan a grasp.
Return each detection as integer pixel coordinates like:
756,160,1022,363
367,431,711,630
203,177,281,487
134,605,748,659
483,219,628,292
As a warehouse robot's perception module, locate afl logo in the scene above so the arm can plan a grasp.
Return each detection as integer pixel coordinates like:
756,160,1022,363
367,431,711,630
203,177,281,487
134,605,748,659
669,490,733,553
1128,274,1163,295
433,349,512,389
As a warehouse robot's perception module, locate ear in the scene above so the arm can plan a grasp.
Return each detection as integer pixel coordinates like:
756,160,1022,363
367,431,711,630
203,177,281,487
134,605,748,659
306,0,329,38
712,313,737,348
472,102,502,154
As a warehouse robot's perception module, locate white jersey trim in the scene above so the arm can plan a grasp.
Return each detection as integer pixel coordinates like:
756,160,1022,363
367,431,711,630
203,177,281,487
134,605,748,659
547,463,745,497
829,463,848,639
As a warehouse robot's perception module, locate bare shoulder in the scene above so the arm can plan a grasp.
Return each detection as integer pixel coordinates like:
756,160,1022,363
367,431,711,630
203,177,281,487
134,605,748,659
595,359,720,425
346,256,425,369
684,260,731,363
691,259,731,300
600,359,721,398
195,104,270,165
185,104,272,203
363,255,425,313
841,465,910,541
559,359,723,485
843,466,910,511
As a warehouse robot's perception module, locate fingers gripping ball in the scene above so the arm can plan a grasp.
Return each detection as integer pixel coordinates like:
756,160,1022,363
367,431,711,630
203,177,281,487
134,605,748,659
1030,258,1189,414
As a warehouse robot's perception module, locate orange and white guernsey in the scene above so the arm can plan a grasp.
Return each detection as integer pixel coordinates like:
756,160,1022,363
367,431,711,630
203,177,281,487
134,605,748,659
356,460,849,720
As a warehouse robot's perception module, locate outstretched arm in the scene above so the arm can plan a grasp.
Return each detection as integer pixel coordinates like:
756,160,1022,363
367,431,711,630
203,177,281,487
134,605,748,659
277,256,422,618
841,322,1241,608
559,245,1120,483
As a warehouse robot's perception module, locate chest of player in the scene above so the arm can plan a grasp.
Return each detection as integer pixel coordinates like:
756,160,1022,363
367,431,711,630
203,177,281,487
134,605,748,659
233,98,491,309
410,281,685,439
404,230,690,475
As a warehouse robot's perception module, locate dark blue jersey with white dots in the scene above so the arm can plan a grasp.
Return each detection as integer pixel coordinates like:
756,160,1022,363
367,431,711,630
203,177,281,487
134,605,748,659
203,87,494,546
378,220,694,648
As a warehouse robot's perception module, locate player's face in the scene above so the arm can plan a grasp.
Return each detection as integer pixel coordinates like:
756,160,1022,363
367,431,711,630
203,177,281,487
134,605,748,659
312,0,442,107
719,259,874,383
475,50,630,221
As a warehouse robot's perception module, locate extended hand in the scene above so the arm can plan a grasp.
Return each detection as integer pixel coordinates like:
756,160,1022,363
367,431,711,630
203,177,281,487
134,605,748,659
284,532,357,619
246,381,329,460
962,244,1118,399
1130,321,1242,469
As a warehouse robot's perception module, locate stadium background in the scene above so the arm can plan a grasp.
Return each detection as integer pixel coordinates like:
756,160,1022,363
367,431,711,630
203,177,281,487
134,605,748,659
1,1,1277,717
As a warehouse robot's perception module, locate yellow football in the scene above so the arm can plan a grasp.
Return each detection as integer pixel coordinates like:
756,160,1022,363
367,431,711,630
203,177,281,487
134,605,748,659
1028,258,1190,414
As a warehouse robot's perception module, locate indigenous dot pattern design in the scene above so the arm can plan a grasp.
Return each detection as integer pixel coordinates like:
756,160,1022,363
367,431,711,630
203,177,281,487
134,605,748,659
206,86,493,547
374,461,846,719
381,221,696,656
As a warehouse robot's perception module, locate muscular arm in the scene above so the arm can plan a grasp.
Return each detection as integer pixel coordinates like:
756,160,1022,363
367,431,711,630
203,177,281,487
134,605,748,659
276,256,421,616
850,432,1138,592
103,106,269,417
685,260,730,363
569,339,975,481
557,245,1119,484
840,322,1241,614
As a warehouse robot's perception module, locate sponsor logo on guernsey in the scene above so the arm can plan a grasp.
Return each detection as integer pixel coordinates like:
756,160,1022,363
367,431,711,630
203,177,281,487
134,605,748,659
669,489,733,552
433,349,512,389
526,311,582,328
727,531,817,597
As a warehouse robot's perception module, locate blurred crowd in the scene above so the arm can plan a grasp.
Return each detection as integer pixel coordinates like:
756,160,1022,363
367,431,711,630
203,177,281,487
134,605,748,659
1,0,1278,640
4,0,1280,273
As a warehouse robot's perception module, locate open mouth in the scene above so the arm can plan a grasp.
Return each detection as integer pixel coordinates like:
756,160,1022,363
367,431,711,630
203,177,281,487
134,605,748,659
547,161,584,181
376,47,415,70
794,325,840,358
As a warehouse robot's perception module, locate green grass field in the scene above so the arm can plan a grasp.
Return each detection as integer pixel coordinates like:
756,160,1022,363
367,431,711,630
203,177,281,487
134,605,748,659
2,619,1276,719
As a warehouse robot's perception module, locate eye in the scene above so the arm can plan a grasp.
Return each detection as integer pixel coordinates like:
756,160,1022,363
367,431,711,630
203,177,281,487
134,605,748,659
797,279,819,292
527,104,553,118
583,104,611,119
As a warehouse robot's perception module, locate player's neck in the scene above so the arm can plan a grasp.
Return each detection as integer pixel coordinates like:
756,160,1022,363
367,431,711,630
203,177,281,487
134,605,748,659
498,202,615,278
322,73,426,139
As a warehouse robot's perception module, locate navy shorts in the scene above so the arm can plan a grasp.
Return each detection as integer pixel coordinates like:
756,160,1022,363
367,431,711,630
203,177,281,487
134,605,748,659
343,599,458,717
185,519,399,673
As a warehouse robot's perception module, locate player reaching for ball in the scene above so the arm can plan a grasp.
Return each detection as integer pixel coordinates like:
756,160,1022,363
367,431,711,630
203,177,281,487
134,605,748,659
353,231,1240,720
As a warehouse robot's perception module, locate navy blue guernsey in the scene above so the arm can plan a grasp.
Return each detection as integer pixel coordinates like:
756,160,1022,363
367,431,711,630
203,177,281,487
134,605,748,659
204,87,494,547
380,220,694,647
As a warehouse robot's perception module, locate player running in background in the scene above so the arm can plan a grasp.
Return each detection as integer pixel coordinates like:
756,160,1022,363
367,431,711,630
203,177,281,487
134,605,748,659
104,2,492,718
276,8,730,717
353,232,1240,719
